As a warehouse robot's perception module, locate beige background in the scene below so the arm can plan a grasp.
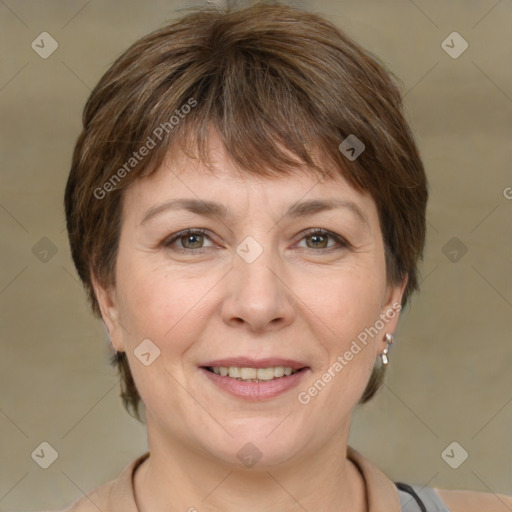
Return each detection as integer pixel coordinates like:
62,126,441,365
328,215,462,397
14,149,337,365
1,0,511,510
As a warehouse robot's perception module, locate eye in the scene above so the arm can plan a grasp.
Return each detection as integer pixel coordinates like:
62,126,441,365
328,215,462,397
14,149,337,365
296,228,349,250
162,227,349,254
163,228,215,252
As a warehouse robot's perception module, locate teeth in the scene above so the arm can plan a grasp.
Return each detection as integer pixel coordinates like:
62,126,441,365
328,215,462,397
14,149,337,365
240,367,257,379
273,366,285,377
255,368,277,380
210,366,299,381
228,367,241,378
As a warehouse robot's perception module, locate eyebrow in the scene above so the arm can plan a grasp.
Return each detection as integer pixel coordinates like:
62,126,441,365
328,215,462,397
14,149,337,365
140,198,369,227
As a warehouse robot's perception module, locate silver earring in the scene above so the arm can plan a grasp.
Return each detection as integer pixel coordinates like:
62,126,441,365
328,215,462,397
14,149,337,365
381,333,394,365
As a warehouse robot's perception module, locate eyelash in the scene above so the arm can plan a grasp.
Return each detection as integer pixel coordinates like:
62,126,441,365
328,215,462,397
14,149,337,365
162,228,350,254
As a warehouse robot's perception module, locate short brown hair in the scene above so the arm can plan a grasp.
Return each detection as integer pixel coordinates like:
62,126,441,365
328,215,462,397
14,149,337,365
65,1,428,420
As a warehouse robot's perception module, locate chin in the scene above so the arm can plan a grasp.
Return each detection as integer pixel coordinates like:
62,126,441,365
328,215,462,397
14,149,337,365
199,426,306,470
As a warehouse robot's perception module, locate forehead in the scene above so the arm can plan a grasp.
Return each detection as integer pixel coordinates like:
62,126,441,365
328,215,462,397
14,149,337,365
122,131,379,228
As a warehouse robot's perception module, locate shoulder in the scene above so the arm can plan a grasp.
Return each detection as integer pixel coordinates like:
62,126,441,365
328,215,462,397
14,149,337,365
34,476,117,512
60,479,115,512
51,452,149,512
435,487,512,512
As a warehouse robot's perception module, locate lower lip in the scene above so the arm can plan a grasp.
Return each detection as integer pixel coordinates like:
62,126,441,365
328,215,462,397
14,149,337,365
199,367,310,400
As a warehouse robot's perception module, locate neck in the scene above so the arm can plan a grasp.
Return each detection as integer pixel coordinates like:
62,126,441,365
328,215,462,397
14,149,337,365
134,418,367,512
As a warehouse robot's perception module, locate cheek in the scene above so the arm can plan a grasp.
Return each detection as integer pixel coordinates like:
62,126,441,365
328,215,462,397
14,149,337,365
115,256,218,351
300,259,386,398
302,272,385,403
113,260,215,413
310,259,387,340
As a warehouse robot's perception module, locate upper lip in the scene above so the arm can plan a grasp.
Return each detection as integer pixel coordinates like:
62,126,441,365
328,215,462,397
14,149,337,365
201,357,309,370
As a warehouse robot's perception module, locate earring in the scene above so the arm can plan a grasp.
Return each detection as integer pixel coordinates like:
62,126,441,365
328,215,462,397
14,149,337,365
380,333,394,365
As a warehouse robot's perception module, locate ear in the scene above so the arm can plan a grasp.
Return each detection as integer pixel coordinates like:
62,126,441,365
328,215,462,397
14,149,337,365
379,274,408,337
91,270,126,353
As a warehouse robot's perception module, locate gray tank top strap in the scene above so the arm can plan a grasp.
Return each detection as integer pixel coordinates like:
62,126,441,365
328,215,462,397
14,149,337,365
397,483,451,511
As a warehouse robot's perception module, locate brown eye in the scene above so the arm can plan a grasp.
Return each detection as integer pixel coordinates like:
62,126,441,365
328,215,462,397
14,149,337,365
297,229,349,251
179,233,205,249
305,232,329,249
163,229,214,252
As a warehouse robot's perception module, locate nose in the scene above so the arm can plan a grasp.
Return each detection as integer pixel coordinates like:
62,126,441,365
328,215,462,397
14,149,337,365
220,245,296,334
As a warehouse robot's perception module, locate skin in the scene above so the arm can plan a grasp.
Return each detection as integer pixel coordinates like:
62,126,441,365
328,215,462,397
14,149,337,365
93,130,407,512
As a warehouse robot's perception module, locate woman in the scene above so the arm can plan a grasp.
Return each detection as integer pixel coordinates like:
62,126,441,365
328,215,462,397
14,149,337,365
62,2,511,511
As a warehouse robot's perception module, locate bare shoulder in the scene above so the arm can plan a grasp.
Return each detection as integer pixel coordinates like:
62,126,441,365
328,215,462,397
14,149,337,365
436,487,512,512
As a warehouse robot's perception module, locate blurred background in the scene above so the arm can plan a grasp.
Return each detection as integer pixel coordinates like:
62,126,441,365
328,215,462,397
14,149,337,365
1,0,511,510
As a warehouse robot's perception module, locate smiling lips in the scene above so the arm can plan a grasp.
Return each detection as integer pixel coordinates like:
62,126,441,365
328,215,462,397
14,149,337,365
201,366,310,400
200,358,310,398
207,365,300,381
202,357,309,370
201,357,309,382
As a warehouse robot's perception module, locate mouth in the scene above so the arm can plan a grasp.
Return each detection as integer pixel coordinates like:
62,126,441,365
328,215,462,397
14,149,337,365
200,357,309,382
202,365,308,382
198,358,310,400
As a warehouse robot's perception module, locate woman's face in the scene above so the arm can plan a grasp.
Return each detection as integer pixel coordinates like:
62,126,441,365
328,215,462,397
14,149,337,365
94,131,406,468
